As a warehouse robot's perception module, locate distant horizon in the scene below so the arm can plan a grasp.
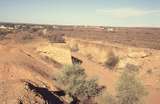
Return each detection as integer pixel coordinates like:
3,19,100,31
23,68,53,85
0,0,160,27
1,21,160,28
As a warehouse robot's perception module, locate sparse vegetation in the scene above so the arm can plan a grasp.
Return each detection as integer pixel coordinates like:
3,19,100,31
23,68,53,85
13,32,34,43
48,34,65,43
125,63,139,72
146,69,153,74
21,34,33,41
116,64,147,104
55,64,103,103
86,54,93,60
0,23,159,103
71,43,79,52
105,51,119,69
97,64,147,104
0,30,10,40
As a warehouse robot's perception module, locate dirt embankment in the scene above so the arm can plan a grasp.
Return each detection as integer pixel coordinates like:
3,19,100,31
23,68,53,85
0,41,66,104
66,37,160,104
66,37,158,64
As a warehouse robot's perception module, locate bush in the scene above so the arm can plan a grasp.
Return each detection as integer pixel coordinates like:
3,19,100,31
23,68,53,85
0,30,10,40
21,34,33,40
15,33,33,43
125,63,139,72
55,64,103,103
48,34,65,43
105,51,119,69
86,54,92,60
71,43,79,52
116,64,147,104
146,69,152,74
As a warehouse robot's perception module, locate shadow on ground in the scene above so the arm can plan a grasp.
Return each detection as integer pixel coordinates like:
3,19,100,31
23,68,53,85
26,82,64,104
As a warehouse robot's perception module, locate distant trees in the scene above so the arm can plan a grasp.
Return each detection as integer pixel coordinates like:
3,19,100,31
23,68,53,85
55,64,103,103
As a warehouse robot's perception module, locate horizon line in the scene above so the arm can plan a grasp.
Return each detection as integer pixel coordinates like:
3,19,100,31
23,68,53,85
0,21,160,28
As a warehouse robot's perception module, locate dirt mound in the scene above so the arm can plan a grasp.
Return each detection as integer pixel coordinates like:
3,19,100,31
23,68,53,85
0,42,65,104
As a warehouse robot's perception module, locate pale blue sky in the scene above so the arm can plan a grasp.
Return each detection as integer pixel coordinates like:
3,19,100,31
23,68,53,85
0,0,160,27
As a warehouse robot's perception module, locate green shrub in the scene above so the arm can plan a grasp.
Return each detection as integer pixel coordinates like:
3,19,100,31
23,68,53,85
116,64,147,104
105,51,119,69
55,64,103,103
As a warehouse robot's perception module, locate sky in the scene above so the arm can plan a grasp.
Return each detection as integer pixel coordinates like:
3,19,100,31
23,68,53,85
0,0,160,27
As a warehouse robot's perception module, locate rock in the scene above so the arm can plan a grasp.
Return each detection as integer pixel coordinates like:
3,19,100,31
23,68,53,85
128,49,151,58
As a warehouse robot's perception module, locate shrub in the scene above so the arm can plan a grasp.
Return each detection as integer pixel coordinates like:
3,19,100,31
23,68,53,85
0,30,9,40
0,32,7,40
125,63,139,72
21,34,33,40
55,64,103,103
15,33,33,43
86,54,92,60
146,69,152,74
105,51,119,69
116,64,147,104
71,43,79,52
48,34,65,43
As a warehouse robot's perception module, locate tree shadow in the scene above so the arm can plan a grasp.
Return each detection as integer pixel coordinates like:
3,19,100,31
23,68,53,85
26,82,64,104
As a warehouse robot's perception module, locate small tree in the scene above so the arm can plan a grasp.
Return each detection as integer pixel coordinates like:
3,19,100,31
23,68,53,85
55,65,103,103
116,64,147,104
105,51,119,69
